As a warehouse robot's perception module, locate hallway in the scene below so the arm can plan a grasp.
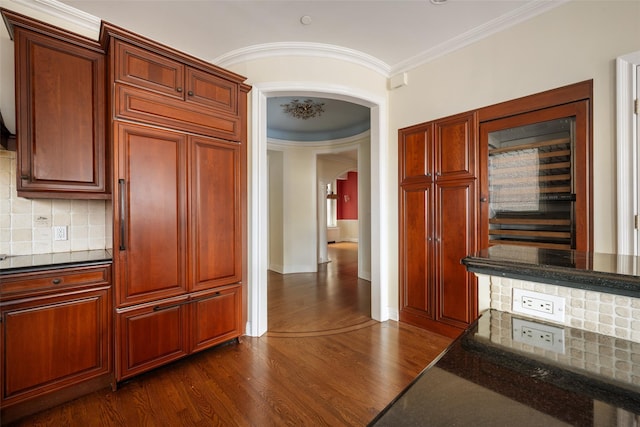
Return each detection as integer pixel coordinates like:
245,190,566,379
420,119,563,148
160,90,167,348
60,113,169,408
267,242,376,336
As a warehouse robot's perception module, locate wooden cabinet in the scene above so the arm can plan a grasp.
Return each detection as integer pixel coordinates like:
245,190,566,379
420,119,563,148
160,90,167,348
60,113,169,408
114,122,188,307
478,81,593,252
114,39,238,116
0,265,112,423
2,10,108,199
106,25,248,382
116,295,189,380
399,112,478,338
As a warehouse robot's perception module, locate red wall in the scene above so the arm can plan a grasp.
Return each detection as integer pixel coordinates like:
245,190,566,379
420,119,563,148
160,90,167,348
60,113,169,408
337,171,358,220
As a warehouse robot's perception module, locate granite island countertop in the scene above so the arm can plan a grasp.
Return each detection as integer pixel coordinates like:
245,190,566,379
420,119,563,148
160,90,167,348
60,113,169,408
462,245,640,298
369,309,640,426
0,249,112,275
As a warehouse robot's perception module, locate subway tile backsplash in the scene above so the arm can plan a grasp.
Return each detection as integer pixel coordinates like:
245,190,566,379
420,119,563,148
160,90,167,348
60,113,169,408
1,149,112,255
486,273,640,344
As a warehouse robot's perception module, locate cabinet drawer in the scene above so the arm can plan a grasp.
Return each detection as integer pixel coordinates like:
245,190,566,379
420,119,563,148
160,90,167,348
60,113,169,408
0,265,111,297
190,285,242,353
115,85,241,141
116,296,189,381
115,40,184,99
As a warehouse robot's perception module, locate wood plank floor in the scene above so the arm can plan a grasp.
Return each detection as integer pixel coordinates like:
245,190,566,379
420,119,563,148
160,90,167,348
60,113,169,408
7,243,452,426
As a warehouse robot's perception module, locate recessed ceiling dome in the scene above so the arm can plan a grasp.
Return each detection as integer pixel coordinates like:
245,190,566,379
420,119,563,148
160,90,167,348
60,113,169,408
267,97,370,142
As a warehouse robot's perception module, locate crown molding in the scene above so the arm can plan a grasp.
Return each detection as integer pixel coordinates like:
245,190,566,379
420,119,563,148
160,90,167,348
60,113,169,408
390,0,569,74
214,42,391,77
267,130,370,150
7,0,100,32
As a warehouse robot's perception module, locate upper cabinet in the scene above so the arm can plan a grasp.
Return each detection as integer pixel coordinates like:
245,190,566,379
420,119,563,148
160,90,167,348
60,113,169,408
111,37,242,141
2,10,109,199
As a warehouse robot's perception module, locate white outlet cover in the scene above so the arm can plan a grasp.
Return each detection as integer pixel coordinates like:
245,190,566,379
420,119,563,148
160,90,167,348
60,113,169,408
512,288,565,323
512,317,565,354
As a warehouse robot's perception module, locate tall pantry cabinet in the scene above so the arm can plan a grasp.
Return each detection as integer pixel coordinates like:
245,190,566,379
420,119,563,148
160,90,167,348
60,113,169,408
103,25,249,381
399,112,478,338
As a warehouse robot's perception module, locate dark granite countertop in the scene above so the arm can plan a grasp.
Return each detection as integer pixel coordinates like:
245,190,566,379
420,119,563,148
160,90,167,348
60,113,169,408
462,245,640,298
0,249,112,274
370,309,640,426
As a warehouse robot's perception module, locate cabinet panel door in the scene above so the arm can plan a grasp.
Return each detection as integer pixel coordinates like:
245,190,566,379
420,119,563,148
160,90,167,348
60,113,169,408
190,286,242,353
186,68,238,115
435,181,477,327
190,137,242,291
399,184,434,320
114,40,184,99
15,28,107,197
115,122,187,306
2,288,111,403
399,123,433,183
435,112,477,181
116,296,188,381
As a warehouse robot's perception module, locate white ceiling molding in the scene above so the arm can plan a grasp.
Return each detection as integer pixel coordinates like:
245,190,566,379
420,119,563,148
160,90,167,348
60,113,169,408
267,130,370,150
391,0,569,75
213,42,391,77
9,0,100,33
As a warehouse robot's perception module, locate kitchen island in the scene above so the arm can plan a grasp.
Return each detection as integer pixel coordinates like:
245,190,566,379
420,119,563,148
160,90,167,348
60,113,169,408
370,309,640,426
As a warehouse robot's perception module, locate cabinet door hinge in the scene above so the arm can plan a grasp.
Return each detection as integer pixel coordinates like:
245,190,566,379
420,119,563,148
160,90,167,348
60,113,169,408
636,214,639,229
635,99,639,115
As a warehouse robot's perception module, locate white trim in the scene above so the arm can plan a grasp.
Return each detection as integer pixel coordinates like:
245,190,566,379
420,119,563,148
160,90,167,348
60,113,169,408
247,82,389,337
214,42,391,77
9,0,100,32
214,1,567,77
267,130,370,149
616,51,640,256
392,0,568,74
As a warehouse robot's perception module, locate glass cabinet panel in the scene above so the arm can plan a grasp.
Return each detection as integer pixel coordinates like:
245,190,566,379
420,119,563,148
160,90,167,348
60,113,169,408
480,99,591,251
488,117,575,249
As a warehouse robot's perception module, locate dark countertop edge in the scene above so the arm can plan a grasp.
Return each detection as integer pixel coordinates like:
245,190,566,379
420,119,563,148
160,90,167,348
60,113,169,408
0,250,113,275
462,257,640,298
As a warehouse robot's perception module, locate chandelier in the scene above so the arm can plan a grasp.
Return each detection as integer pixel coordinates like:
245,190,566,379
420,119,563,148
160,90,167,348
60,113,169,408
281,99,325,120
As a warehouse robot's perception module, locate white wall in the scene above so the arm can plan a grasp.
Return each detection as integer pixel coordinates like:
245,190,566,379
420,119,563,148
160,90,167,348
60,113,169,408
267,150,284,272
386,0,640,311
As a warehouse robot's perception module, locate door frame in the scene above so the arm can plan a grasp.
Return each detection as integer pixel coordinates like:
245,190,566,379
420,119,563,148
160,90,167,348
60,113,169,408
246,81,389,336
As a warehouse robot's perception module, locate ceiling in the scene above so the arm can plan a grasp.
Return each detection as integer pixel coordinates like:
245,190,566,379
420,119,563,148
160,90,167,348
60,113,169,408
55,0,560,142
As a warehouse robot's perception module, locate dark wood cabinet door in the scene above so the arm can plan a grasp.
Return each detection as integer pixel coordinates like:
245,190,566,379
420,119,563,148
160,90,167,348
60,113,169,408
114,40,184,99
435,180,477,328
114,122,187,306
186,68,238,115
190,285,242,353
399,184,435,322
14,27,107,198
190,136,242,291
434,112,477,181
399,123,433,184
1,287,111,405
115,296,189,381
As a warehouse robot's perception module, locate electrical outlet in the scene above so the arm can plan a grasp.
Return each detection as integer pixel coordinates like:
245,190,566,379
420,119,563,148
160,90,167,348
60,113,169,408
53,226,67,241
512,317,565,354
512,288,565,323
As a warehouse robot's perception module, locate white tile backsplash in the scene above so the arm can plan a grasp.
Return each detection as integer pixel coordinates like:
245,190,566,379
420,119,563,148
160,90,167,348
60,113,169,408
487,273,640,344
0,149,110,255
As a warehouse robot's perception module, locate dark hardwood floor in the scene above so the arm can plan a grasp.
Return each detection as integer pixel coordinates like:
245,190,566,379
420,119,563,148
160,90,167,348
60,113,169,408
7,243,452,426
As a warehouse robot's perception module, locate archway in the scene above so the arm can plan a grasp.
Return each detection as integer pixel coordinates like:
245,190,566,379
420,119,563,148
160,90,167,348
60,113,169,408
247,82,389,336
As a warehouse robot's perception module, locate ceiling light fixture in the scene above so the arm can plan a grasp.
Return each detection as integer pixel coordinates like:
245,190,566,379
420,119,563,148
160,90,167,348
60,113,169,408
430,0,448,4
281,99,325,120
300,15,312,25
